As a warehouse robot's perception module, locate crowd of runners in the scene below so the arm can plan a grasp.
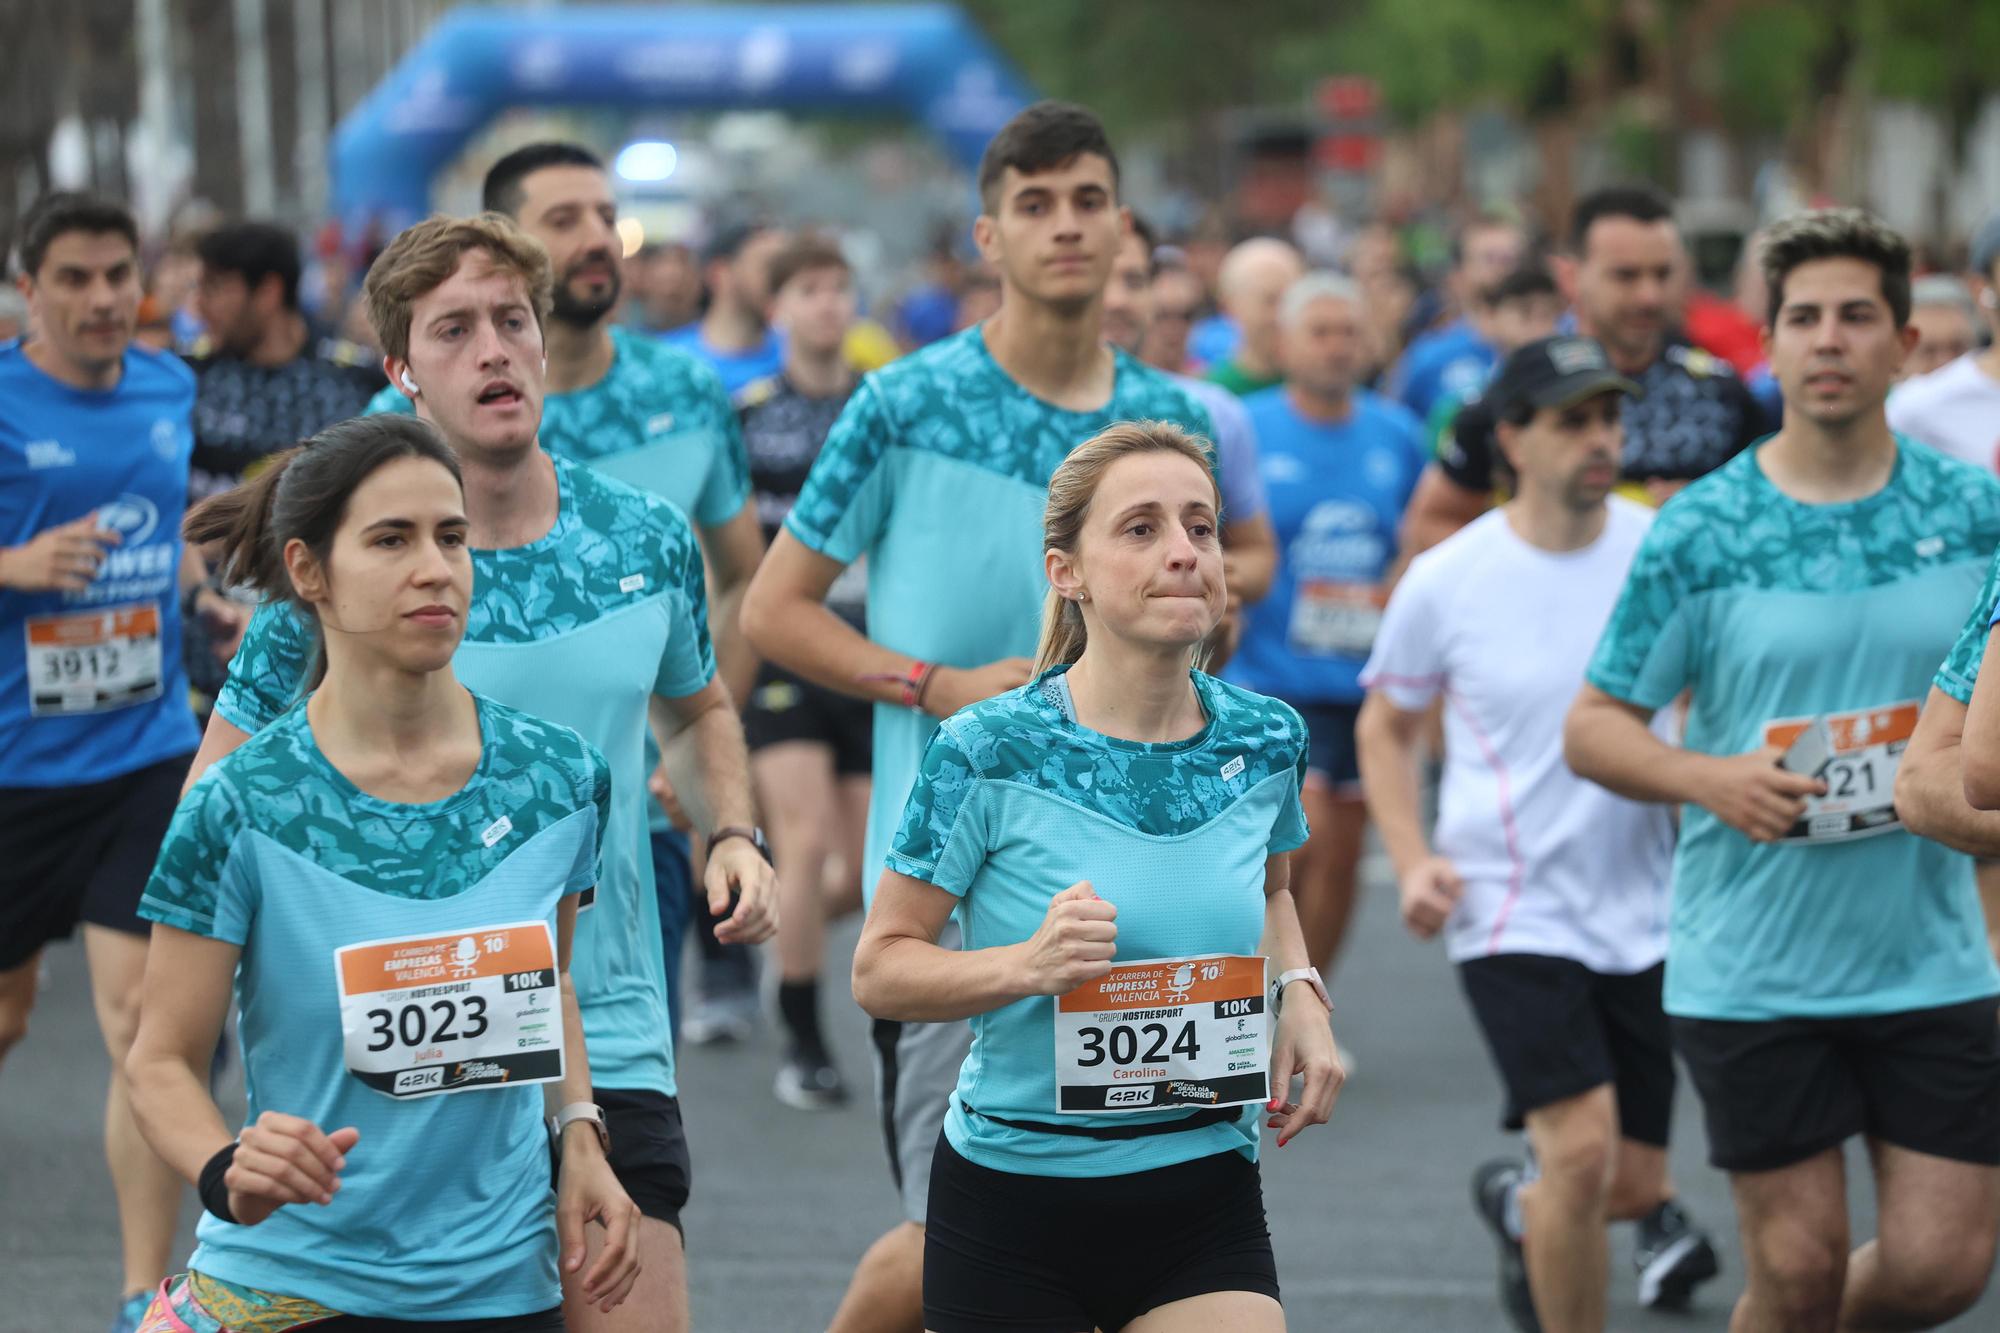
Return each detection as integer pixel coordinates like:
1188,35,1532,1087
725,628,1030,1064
6,92,2000,1333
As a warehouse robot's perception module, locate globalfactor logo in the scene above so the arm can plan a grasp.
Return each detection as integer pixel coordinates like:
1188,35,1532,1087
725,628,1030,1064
95,494,160,545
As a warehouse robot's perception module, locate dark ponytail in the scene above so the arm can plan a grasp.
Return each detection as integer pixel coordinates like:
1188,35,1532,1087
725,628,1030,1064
184,415,463,688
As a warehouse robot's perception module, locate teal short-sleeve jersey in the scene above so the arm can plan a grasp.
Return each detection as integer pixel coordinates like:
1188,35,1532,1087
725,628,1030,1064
1935,544,2000,704
784,328,1217,896
363,328,750,528
216,457,712,1094
1586,441,2000,1020
886,667,1308,1178
140,695,602,1319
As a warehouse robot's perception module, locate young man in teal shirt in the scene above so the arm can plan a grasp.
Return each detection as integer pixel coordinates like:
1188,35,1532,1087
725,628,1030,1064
1567,210,2000,1333
362,143,768,1037
742,100,1213,1333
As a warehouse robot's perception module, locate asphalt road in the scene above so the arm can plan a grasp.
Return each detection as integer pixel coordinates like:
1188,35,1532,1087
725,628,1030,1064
6,867,1998,1332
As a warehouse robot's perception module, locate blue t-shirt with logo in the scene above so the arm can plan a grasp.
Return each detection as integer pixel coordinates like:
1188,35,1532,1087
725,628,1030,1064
0,340,199,786
660,324,784,396
1387,320,1496,422
218,457,713,1095
1589,441,2000,1020
142,694,605,1318
888,667,1309,1177
784,326,1214,902
1225,387,1426,706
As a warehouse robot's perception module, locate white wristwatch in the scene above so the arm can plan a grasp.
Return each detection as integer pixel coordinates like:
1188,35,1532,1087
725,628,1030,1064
1271,967,1332,1015
550,1101,611,1154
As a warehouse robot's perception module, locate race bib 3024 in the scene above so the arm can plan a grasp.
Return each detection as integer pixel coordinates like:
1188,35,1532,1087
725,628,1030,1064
1053,954,1269,1114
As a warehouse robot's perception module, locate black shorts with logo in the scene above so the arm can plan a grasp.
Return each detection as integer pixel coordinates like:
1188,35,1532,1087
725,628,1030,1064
742,663,872,775
1458,954,1676,1145
0,751,194,971
923,1134,1279,1333
1672,996,2000,1172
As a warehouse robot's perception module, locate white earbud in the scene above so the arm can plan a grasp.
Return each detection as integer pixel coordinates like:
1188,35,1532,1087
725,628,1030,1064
399,369,420,395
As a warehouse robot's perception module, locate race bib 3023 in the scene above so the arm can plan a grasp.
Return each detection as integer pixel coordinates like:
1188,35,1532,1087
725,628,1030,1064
335,922,564,1100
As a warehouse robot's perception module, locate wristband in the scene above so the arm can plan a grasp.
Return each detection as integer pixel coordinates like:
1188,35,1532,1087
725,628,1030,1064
198,1141,240,1224
858,660,937,711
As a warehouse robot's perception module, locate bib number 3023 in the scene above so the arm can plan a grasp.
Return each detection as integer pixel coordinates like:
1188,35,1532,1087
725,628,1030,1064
335,922,564,1100
1053,954,1268,1114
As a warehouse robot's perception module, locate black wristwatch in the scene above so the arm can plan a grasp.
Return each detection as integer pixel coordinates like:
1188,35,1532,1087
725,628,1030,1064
710,825,773,865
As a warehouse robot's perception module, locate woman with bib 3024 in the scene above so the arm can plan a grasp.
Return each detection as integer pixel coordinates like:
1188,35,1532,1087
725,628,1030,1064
124,416,640,1331
853,420,1344,1333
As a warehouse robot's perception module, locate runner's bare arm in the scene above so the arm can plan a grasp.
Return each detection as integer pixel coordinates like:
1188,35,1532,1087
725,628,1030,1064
1397,465,1490,562
743,531,1031,714
1960,640,2000,812
125,925,240,1184
1259,855,1341,1145
1357,692,1464,939
181,711,252,798
853,872,1115,1022
650,685,778,944
1355,692,1436,878
1222,511,1278,604
697,503,767,707
1895,688,2000,854
543,900,642,1313
1565,684,1824,843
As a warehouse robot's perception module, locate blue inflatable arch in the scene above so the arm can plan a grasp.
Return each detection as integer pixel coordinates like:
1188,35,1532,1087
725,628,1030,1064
331,4,1037,233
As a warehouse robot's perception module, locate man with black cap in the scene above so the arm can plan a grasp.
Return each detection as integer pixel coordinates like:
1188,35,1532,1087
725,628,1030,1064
1358,335,1720,1332
1888,213,2000,473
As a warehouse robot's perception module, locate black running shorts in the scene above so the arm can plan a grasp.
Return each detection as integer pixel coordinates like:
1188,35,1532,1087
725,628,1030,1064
742,663,872,775
597,1087,693,1235
1458,954,1676,1146
923,1134,1280,1333
1672,996,2000,1172
0,750,194,972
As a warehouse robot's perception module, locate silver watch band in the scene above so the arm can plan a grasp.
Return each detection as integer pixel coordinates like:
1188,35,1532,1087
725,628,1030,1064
1273,967,1332,1014
551,1100,611,1154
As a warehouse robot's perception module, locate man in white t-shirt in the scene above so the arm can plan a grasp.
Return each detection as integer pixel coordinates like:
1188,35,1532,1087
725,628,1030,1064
1887,215,2000,473
1356,336,1719,1333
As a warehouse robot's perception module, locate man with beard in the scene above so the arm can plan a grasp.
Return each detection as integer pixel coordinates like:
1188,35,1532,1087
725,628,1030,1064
1401,186,1770,540
363,144,764,1039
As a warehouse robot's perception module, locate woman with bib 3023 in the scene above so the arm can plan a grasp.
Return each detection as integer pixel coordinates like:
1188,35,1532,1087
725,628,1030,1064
853,420,1344,1333
124,416,639,1331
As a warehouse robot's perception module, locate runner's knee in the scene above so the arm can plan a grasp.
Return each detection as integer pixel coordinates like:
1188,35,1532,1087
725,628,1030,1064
1874,1231,1996,1322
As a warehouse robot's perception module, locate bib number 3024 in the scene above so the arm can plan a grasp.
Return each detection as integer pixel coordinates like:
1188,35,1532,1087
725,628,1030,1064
1053,955,1269,1114
336,922,564,1100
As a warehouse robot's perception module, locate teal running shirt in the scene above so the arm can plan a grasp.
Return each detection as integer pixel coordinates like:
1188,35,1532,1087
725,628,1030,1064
1587,440,2000,1020
363,327,750,528
1934,541,2000,704
216,457,713,1094
888,667,1308,1177
785,326,1215,897
141,694,605,1318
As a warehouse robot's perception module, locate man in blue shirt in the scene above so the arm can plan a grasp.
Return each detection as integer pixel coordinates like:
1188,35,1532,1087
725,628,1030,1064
0,191,231,1333
1387,215,1526,421
662,222,787,395
1568,209,2000,1333
1225,272,1427,983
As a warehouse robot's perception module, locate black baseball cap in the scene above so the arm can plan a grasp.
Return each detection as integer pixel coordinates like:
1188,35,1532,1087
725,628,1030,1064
1487,335,1640,418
